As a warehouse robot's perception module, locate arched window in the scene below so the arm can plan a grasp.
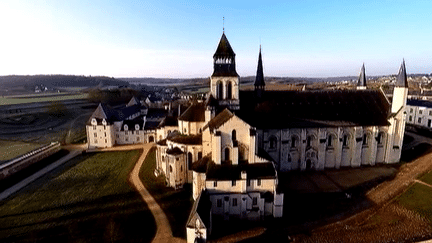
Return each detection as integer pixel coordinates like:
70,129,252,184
232,130,236,141
149,136,154,143
162,156,165,162
224,148,230,162
198,152,202,160
377,132,385,145
327,134,334,148
306,135,314,147
291,136,298,148
188,152,193,169
342,134,349,147
363,133,369,146
226,82,232,100
170,165,173,173
269,136,277,149
217,81,223,99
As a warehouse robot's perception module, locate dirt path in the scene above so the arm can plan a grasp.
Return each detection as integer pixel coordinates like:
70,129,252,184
127,143,185,243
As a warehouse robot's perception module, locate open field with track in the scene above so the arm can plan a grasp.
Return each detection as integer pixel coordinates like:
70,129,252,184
0,150,156,242
0,93,87,106
0,140,42,161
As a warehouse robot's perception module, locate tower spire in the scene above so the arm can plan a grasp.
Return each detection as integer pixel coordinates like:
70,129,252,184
255,46,265,98
357,63,367,89
395,59,408,87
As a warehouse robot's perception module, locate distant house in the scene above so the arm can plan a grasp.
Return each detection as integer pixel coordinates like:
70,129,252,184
406,99,432,129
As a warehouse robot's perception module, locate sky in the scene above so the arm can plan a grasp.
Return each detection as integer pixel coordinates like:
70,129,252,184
1,0,432,78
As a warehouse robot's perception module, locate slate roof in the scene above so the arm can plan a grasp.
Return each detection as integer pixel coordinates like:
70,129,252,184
213,32,235,59
144,121,160,130
358,63,366,87
407,99,432,108
87,103,141,125
166,147,183,155
203,108,234,131
206,162,276,180
168,134,202,145
395,60,408,87
186,190,211,229
178,103,206,122
158,116,178,128
236,90,391,128
120,118,144,131
127,96,140,107
254,47,265,88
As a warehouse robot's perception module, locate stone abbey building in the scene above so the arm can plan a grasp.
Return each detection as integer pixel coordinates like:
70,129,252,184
86,32,408,243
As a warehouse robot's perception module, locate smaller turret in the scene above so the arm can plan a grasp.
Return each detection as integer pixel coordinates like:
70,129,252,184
357,63,367,90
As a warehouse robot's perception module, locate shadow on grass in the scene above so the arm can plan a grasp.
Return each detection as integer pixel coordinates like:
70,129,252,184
139,147,193,239
0,150,156,243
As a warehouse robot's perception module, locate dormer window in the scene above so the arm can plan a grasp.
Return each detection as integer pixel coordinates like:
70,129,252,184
124,125,128,131
135,124,140,130
102,119,107,126
91,118,97,125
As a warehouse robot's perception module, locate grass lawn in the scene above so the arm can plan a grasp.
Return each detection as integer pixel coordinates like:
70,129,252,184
0,93,87,106
139,147,194,238
0,150,156,242
395,183,432,223
0,140,42,161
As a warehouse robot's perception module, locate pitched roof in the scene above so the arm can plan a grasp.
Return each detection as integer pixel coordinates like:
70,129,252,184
168,134,202,145
395,59,408,87
213,32,235,58
127,96,140,107
203,108,234,131
237,90,391,128
178,103,206,122
186,190,211,229
254,47,265,87
358,63,366,87
407,99,432,108
206,162,276,180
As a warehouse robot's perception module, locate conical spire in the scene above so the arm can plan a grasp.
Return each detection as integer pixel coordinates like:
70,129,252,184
212,32,237,77
255,46,265,88
213,32,235,59
357,63,366,87
395,59,408,87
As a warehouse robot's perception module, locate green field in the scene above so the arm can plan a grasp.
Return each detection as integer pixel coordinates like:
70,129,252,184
0,140,42,161
395,182,432,223
139,147,193,238
0,150,156,242
0,93,87,106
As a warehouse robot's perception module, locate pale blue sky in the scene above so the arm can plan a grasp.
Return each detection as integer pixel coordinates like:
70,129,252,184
0,0,431,78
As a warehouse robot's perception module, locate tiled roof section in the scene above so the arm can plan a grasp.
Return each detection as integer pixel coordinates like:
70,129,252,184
186,190,211,229
166,147,183,155
407,99,432,108
144,121,160,130
203,108,234,131
191,153,212,173
178,103,206,122
395,59,408,87
206,162,276,180
358,63,366,87
169,134,202,145
156,139,167,146
237,90,391,128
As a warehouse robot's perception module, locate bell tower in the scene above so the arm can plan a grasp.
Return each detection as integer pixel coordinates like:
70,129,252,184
210,32,240,110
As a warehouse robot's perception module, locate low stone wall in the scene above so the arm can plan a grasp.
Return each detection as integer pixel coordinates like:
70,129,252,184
0,142,61,180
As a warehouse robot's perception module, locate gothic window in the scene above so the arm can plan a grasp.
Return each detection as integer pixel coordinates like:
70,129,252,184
214,181,217,187
291,136,298,148
306,136,313,147
232,180,236,186
269,136,277,149
224,147,230,162
188,152,193,169
162,156,165,162
232,129,236,141
232,198,237,206
363,133,369,146
226,81,232,99
217,199,222,207
342,134,349,147
217,81,223,99
377,132,385,145
327,134,334,148
257,179,261,186
149,136,154,143
170,166,173,173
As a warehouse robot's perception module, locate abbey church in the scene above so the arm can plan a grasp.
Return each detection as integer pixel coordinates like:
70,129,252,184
86,32,408,243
